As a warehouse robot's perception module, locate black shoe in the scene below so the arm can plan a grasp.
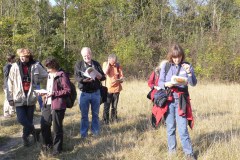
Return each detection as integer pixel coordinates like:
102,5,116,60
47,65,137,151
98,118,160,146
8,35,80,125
32,128,41,142
22,136,30,147
35,128,41,141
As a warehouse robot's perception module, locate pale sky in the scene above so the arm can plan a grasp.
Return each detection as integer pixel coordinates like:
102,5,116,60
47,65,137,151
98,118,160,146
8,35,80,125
49,0,56,6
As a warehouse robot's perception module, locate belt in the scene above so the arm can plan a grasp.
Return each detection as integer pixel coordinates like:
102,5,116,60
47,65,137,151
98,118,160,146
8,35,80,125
82,89,97,93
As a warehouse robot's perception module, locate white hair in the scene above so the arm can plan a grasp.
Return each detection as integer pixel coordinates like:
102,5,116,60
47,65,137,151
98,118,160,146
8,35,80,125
81,47,92,55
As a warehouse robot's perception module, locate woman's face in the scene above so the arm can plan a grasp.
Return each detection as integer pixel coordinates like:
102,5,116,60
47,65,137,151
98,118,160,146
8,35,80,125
47,67,57,73
172,56,182,65
20,56,30,63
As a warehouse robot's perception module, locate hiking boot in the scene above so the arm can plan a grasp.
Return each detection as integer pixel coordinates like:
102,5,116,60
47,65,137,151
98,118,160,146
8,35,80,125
22,136,30,147
32,128,41,142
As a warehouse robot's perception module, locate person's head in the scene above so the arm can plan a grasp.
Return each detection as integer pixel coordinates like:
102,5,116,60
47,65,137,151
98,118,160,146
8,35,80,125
167,43,185,65
7,54,16,63
44,56,60,73
17,48,32,63
81,47,92,64
108,54,117,65
155,60,168,73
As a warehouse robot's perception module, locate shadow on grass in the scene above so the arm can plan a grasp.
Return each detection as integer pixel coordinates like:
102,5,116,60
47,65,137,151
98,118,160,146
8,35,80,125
1,112,157,159
0,116,18,127
193,128,240,157
0,111,42,127
63,136,135,160
195,111,231,120
0,135,41,160
110,114,153,133
60,113,154,159
0,135,11,148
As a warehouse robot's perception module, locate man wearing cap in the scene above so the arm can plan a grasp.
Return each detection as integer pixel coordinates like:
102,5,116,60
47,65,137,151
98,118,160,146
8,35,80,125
7,48,48,146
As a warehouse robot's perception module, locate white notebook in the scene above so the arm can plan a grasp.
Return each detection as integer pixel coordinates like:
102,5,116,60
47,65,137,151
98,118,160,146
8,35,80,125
171,76,188,85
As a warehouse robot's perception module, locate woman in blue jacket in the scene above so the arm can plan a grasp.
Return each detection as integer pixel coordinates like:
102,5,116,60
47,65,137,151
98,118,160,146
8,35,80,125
158,43,197,160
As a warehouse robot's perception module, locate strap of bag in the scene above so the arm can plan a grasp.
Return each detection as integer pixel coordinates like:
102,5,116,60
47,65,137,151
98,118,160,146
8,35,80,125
164,62,171,82
164,62,181,80
176,65,181,76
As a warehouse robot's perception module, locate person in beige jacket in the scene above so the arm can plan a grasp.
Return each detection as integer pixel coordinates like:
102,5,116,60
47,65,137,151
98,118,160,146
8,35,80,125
7,48,48,146
102,54,124,124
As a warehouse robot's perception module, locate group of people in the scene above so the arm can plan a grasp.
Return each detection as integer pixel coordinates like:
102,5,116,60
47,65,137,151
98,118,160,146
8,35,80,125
3,47,124,156
74,47,124,139
148,44,197,160
2,43,197,159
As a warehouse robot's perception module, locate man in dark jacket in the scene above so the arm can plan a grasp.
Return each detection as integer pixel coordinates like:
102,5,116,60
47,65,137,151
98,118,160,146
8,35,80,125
74,47,105,138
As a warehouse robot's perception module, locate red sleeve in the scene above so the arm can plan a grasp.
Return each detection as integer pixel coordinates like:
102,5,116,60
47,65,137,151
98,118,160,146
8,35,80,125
148,72,155,88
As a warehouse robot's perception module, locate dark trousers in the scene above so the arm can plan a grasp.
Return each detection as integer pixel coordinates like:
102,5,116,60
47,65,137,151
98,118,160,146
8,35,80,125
16,105,35,137
41,105,65,152
103,92,120,123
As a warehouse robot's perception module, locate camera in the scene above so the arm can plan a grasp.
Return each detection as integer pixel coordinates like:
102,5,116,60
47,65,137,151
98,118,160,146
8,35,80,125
23,75,31,82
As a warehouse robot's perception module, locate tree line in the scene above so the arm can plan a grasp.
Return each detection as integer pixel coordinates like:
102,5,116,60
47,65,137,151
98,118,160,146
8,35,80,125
0,0,240,84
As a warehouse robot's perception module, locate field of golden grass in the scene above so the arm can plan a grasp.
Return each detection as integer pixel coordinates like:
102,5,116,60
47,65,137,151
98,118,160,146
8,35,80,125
1,81,240,160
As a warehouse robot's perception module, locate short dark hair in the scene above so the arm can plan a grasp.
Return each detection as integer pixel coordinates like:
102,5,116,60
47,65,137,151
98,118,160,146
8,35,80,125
44,56,60,69
7,54,16,62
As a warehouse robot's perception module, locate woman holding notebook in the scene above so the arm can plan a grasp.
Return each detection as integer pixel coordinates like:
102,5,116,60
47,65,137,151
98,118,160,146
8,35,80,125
158,43,197,160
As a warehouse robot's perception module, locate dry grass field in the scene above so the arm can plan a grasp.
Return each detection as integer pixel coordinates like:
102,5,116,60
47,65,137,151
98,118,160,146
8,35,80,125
1,80,240,160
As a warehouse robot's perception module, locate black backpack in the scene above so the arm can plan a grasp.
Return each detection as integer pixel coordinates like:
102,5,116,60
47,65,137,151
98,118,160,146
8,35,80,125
66,81,77,108
57,73,77,108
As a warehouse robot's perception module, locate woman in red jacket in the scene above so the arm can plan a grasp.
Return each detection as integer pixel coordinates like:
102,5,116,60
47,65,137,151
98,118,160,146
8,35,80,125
148,60,167,101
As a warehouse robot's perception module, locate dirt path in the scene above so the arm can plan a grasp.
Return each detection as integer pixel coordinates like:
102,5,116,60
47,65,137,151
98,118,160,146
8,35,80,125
0,115,41,160
0,131,22,160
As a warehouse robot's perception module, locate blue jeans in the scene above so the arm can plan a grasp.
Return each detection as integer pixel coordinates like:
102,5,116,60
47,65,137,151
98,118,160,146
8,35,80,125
165,98,193,155
79,89,101,137
16,105,35,137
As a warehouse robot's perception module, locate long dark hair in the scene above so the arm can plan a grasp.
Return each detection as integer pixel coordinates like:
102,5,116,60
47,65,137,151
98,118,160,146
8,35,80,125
167,43,185,63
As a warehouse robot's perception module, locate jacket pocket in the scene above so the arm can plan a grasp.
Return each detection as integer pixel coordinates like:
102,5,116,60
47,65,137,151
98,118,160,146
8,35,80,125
28,92,38,105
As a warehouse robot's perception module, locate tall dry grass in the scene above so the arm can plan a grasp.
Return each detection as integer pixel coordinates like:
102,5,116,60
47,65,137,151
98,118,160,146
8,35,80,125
0,81,240,160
